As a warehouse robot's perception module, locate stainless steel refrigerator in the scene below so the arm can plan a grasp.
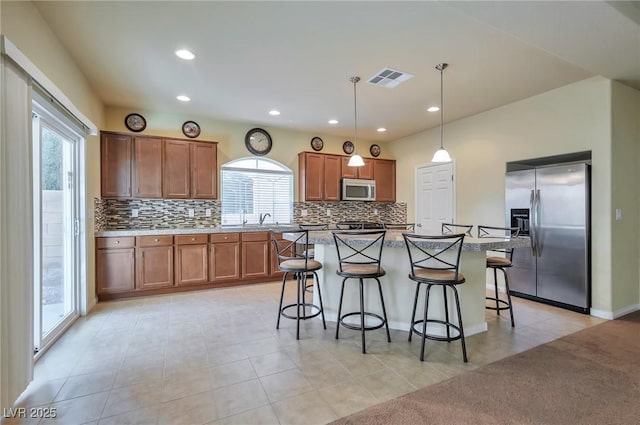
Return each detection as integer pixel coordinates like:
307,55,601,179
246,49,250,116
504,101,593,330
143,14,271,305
505,163,590,313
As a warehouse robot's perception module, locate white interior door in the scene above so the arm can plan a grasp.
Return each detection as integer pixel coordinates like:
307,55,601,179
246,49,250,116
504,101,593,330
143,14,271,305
415,162,455,234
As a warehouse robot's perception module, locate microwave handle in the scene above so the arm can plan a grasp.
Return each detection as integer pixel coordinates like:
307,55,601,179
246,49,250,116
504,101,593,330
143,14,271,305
370,186,375,199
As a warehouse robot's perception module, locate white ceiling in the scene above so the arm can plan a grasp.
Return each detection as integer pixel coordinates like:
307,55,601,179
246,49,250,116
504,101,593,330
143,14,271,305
33,1,640,142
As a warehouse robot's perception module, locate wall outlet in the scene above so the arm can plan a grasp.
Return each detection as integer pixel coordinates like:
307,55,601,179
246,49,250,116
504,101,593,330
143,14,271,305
205,208,212,217
616,208,622,220
301,209,308,217
326,209,331,216
374,209,379,215
131,209,139,218
188,209,195,218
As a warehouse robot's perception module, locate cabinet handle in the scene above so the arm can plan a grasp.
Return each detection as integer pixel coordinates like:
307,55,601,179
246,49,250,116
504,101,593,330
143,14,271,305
116,240,120,244
224,236,228,240
191,237,195,241
154,238,159,242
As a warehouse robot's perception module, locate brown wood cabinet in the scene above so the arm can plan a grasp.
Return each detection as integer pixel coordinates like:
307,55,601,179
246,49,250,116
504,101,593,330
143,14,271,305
298,152,342,201
191,142,217,199
101,133,132,198
175,235,209,286
96,237,135,293
341,156,374,179
373,159,396,202
136,236,173,289
324,154,342,201
164,140,217,199
163,140,191,198
241,232,270,279
209,233,240,282
134,137,163,198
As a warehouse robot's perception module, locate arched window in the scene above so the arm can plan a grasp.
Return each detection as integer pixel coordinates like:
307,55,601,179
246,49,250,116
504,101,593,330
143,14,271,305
221,157,293,226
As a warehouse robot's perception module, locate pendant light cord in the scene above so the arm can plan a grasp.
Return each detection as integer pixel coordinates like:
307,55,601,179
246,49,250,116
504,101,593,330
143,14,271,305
350,76,360,151
439,65,444,150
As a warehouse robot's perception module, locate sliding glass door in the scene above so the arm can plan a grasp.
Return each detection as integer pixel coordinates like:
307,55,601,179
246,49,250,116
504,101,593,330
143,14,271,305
33,104,81,354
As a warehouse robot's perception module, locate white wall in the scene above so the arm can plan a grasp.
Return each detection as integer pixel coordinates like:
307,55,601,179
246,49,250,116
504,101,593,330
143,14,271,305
389,77,618,314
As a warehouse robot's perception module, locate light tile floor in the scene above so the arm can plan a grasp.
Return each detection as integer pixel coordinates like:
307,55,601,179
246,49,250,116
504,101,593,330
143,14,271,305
3,281,604,425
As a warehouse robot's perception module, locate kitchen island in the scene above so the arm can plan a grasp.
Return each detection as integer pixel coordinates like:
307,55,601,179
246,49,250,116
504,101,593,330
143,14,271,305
289,230,530,336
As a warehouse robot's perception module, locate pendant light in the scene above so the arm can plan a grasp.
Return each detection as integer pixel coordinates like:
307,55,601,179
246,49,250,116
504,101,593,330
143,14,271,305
431,63,452,163
347,76,365,167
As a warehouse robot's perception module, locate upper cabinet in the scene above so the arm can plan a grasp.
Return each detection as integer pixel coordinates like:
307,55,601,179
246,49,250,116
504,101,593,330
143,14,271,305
101,131,217,200
299,152,396,202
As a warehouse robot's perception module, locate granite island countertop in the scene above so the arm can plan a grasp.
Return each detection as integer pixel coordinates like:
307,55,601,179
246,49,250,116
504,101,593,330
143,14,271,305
95,225,299,237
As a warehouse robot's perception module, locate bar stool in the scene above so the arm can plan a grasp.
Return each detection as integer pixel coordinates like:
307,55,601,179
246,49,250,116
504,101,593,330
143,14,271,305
383,223,416,231
441,222,474,236
478,225,520,327
332,230,391,353
270,229,326,340
298,223,329,293
402,232,468,362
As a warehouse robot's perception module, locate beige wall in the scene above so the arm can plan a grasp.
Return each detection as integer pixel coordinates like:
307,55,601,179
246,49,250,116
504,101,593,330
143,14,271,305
388,77,617,314
611,81,640,313
1,0,105,312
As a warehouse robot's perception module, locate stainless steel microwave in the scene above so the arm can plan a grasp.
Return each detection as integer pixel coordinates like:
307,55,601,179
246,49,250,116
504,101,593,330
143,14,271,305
342,178,376,201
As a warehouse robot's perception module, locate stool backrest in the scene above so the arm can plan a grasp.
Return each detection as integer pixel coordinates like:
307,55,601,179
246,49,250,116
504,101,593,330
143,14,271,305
332,230,386,274
298,223,329,231
270,230,309,267
383,223,416,231
441,222,474,236
402,233,466,281
477,225,520,260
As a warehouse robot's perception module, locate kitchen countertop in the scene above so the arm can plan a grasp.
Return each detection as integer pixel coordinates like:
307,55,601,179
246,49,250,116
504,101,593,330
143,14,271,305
95,225,299,237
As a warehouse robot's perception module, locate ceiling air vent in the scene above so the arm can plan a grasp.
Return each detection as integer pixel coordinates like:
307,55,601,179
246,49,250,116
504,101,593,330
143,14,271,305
367,68,414,88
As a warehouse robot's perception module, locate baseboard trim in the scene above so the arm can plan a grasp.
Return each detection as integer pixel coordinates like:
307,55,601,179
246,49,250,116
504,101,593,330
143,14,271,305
591,304,640,320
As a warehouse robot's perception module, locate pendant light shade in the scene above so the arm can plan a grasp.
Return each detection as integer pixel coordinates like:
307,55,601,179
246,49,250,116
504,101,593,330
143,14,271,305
347,76,365,167
431,63,452,163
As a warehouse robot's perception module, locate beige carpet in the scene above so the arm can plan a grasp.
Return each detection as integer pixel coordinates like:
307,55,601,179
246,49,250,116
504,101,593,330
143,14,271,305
330,311,640,425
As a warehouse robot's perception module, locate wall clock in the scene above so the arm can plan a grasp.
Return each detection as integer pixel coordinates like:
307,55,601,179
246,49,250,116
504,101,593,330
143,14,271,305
182,120,201,138
245,128,273,156
124,113,146,132
370,144,381,157
310,136,324,152
342,141,354,154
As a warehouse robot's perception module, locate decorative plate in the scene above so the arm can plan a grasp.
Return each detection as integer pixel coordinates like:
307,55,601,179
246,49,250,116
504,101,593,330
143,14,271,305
310,136,324,152
342,141,354,154
124,113,146,132
370,144,381,157
182,120,201,138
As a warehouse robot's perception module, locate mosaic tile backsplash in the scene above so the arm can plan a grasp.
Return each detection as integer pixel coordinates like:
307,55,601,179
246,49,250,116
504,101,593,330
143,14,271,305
95,198,407,231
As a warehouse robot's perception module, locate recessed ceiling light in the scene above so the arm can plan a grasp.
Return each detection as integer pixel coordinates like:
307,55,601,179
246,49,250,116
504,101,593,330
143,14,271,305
175,49,195,60
328,119,338,125
269,110,280,116
427,106,440,112
176,95,191,102
377,128,387,132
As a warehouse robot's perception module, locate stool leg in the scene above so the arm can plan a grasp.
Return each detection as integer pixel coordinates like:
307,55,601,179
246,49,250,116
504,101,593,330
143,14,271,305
409,282,420,342
494,268,500,315
375,278,391,343
313,271,327,329
503,268,515,327
451,285,468,363
359,278,366,354
335,278,348,340
277,272,288,329
296,273,302,340
443,286,451,341
420,284,432,361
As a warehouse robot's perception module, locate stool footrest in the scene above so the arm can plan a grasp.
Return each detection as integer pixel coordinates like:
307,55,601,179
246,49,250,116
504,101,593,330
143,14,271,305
485,296,511,311
411,319,463,342
281,303,323,320
339,312,386,332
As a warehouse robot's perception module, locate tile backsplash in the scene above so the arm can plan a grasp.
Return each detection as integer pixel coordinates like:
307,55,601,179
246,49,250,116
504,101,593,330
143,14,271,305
95,198,407,231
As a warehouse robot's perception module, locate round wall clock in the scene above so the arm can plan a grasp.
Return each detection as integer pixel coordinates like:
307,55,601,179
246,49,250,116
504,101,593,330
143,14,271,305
182,120,201,138
342,141,354,154
245,128,273,156
124,113,146,132
310,136,324,152
370,144,381,157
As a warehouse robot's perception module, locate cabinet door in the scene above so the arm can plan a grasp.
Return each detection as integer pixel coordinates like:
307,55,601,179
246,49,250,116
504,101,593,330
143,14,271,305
341,157,358,179
101,133,132,198
324,155,342,201
137,245,174,289
209,242,240,281
299,153,324,201
374,159,396,202
163,140,190,198
175,244,209,285
358,159,374,180
96,248,135,294
191,142,217,199
242,241,270,278
134,137,163,198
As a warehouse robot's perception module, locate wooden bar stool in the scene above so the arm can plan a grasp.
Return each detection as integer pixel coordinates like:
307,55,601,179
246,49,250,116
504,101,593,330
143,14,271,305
298,223,329,293
402,232,468,362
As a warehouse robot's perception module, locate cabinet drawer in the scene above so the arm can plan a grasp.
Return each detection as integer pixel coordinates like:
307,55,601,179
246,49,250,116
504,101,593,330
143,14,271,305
137,235,173,247
175,234,209,245
210,233,240,243
96,237,135,249
241,231,269,242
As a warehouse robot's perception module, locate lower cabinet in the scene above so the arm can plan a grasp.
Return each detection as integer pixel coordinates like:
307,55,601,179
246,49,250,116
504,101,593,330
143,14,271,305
209,233,240,281
136,236,173,289
241,232,270,279
175,235,209,286
96,237,136,294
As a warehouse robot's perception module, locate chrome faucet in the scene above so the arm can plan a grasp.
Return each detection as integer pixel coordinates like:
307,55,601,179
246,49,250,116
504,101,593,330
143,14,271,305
259,213,271,225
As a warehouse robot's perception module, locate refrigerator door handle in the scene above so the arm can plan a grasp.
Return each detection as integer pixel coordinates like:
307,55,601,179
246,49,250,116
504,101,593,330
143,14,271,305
529,189,537,256
535,189,542,257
